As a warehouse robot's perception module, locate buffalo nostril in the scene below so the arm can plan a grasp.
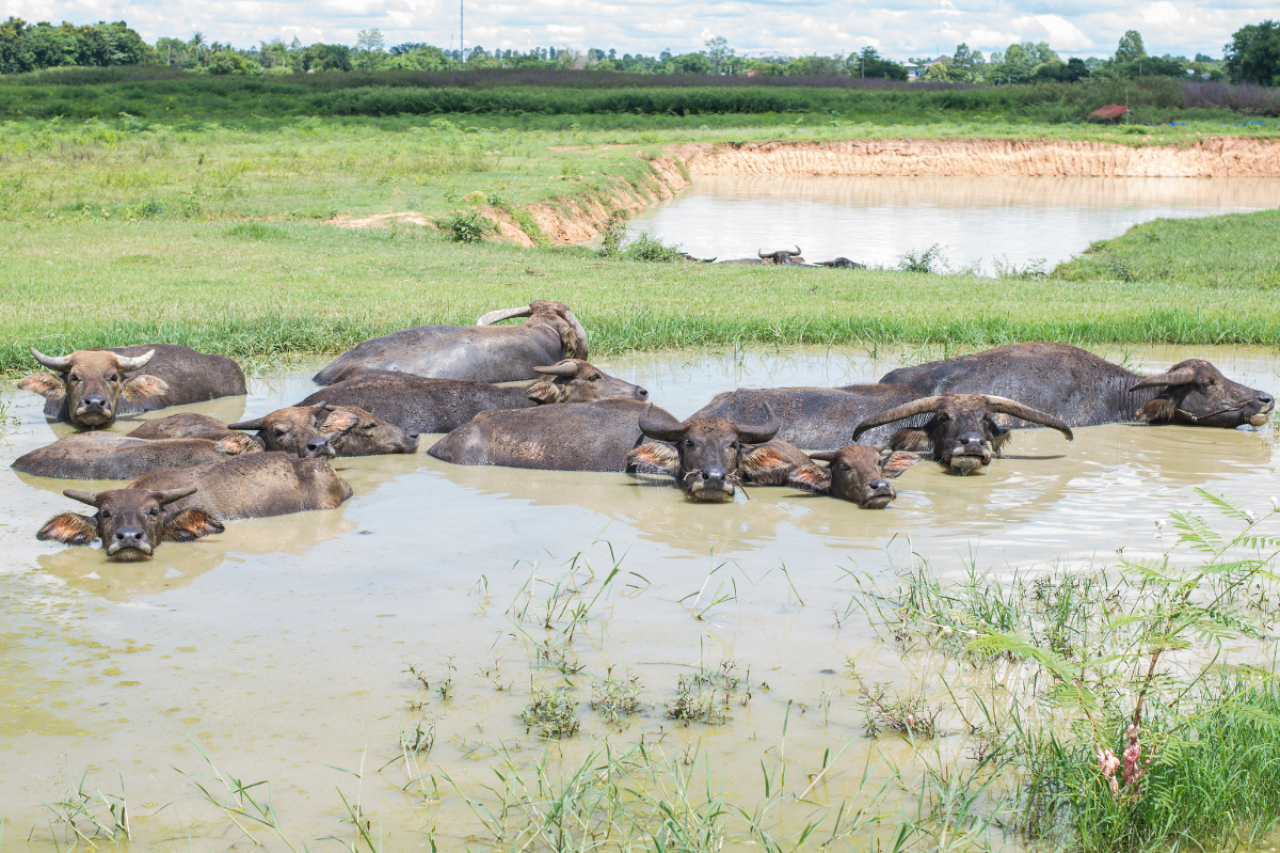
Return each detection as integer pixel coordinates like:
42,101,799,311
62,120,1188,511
408,432,420,439
114,532,126,541
638,388,649,397
870,479,890,490
1260,394,1274,404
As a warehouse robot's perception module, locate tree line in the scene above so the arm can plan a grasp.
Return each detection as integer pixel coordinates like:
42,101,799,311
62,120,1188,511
3,16,1279,87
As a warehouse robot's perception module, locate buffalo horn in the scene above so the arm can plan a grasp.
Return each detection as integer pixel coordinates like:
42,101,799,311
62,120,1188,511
114,349,157,371
1129,367,1198,392
734,403,779,444
757,249,768,259
227,416,265,431
981,396,1074,440
533,362,580,377
807,451,837,463
30,347,73,370
792,246,802,256
852,396,945,440
563,309,589,360
638,404,687,443
63,488,102,507
476,305,533,326
150,486,199,505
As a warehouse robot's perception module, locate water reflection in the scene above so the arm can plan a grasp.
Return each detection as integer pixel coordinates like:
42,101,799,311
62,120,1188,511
626,175,1280,275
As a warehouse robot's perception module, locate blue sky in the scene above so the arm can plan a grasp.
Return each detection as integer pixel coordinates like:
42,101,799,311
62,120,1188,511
4,0,1269,60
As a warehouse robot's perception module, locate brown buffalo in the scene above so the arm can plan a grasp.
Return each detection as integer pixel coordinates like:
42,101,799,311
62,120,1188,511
13,431,257,480
18,344,247,429
626,404,780,502
313,300,590,385
853,393,1074,475
38,487,224,562
729,442,921,507
228,403,418,458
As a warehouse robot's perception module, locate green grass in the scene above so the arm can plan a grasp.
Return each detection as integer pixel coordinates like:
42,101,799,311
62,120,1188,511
1053,209,1280,289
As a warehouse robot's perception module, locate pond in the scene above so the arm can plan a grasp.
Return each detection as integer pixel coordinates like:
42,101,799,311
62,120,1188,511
1,344,1277,848
624,176,1280,274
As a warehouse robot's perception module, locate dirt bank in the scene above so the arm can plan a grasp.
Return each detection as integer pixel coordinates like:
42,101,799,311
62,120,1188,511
668,138,1280,178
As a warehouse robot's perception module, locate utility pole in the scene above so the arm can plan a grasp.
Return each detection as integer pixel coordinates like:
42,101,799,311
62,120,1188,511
460,0,465,66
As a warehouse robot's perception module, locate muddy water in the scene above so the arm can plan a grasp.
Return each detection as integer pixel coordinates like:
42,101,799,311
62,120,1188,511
625,175,1280,274
1,345,1277,848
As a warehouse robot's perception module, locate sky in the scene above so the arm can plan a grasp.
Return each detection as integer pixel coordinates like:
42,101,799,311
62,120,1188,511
2,0,1272,61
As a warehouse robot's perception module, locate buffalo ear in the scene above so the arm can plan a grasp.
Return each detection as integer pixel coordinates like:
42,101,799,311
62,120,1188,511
18,372,66,401
121,374,169,402
1135,397,1177,424
38,513,98,545
319,409,359,436
626,442,680,477
880,451,921,479
165,508,224,542
215,433,262,455
740,443,797,485
787,464,832,494
889,428,931,453
525,378,563,404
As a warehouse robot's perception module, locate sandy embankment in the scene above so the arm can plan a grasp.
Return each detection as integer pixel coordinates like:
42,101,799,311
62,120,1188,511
330,138,1280,245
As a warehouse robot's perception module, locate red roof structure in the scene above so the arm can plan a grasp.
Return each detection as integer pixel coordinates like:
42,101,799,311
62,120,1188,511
1088,104,1129,121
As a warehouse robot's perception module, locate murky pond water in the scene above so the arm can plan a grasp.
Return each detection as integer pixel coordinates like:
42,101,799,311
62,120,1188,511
1,345,1277,848
625,176,1280,274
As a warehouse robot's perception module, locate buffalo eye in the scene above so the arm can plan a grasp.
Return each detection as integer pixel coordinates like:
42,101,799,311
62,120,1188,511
147,507,159,517
588,374,600,382
100,510,111,519
730,441,740,450
936,413,950,422
362,423,376,430
69,373,80,382
836,462,849,471
274,428,287,437
107,374,119,382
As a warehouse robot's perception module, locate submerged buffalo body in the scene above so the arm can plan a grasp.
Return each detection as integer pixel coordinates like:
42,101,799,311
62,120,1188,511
428,399,671,472
38,486,223,562
132,406,417,458
297,360,647,434
13,432,253,480
880,343,1274,430
719,247,804,266
18,344,247,429
127,452,353,520
690,385,926,450
313,301,589,385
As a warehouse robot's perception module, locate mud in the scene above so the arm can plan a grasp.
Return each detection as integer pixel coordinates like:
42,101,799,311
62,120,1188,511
2,344,1275,849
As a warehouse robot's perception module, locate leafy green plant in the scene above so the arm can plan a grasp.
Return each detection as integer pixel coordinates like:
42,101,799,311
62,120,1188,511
437,211,494,242
520,688,581,738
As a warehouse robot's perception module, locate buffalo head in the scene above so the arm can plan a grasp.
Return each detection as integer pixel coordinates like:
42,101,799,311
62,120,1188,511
1131,360,1274,428
229,402,337,458
757,246,803,265
477,299,589,361
38,487,223,561
526,359,648,405
18,347,169,429
319,405,420,456
790,447,920,508
853,393,1073,475
629,404,780,502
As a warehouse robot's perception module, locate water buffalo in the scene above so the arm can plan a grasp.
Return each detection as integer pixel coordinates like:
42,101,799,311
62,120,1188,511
690,385,926,450
428,398,675,472
296,359,647,434
812,258,866,269
228,403,418,458
18,344,247,429
13,432,256,480
853,393,1074,475
879,343,1274,430
38,487,224,562
718,247,804,266
739,442,921,508
681,253,717,263
313,300,589,385
624,405,780,502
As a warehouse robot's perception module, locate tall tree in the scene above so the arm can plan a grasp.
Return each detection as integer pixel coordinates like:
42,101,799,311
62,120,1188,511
703,35,732,74
1115,30,1146,63
1224,20,1280,85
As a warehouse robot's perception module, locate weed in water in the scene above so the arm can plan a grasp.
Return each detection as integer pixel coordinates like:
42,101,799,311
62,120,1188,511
520,687,581,739
31,770,131,846
590,671,645,727
845,664,943,739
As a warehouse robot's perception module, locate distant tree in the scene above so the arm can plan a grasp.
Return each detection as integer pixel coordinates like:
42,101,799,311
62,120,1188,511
258,37,288,69
1194,52,1217,63
1115,30,1146,63
667,51,712,74
848,46,907,80
785,54,843,76
206,50,261,75
1223,20,1280,85
293,42,352,72
703,35,732,74
354,28,385,69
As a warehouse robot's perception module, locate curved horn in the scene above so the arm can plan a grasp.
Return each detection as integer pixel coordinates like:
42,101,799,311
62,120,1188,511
638,404,687,443
114,349,156,371
563,309,589,360
757,249,768,258
852,397,945,441
533,361,581,378
477,305,533,326
807,451,837,463
63,488,101,507
1129,367,1198,392
734,402,779,444
31,347,73,370
227,416,266,431
792,246,802,256
150,486,198,506
981,396,1074,440
307,400,329,416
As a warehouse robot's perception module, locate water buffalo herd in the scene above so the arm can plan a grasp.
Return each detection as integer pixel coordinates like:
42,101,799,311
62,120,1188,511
14,303,1275,562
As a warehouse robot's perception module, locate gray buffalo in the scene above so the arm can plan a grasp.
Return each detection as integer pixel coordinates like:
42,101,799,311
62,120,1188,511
296,359,647,434
879,343,1274,430
38,486,224,562
738,442,921,508
13,431,256,480
18,344,247,429
428,398,675,472
853,393,1074,475
313,300,589,385
718,247,804,266
690,385,926,450
228,403,418,458
625,405,780,502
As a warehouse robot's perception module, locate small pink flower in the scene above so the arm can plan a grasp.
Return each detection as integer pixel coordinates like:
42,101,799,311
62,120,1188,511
1122,724,1145,796
1097,746,1121,798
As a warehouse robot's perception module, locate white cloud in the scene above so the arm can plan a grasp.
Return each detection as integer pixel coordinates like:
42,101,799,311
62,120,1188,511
1010,13,1093,48
1141,1,1182,25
